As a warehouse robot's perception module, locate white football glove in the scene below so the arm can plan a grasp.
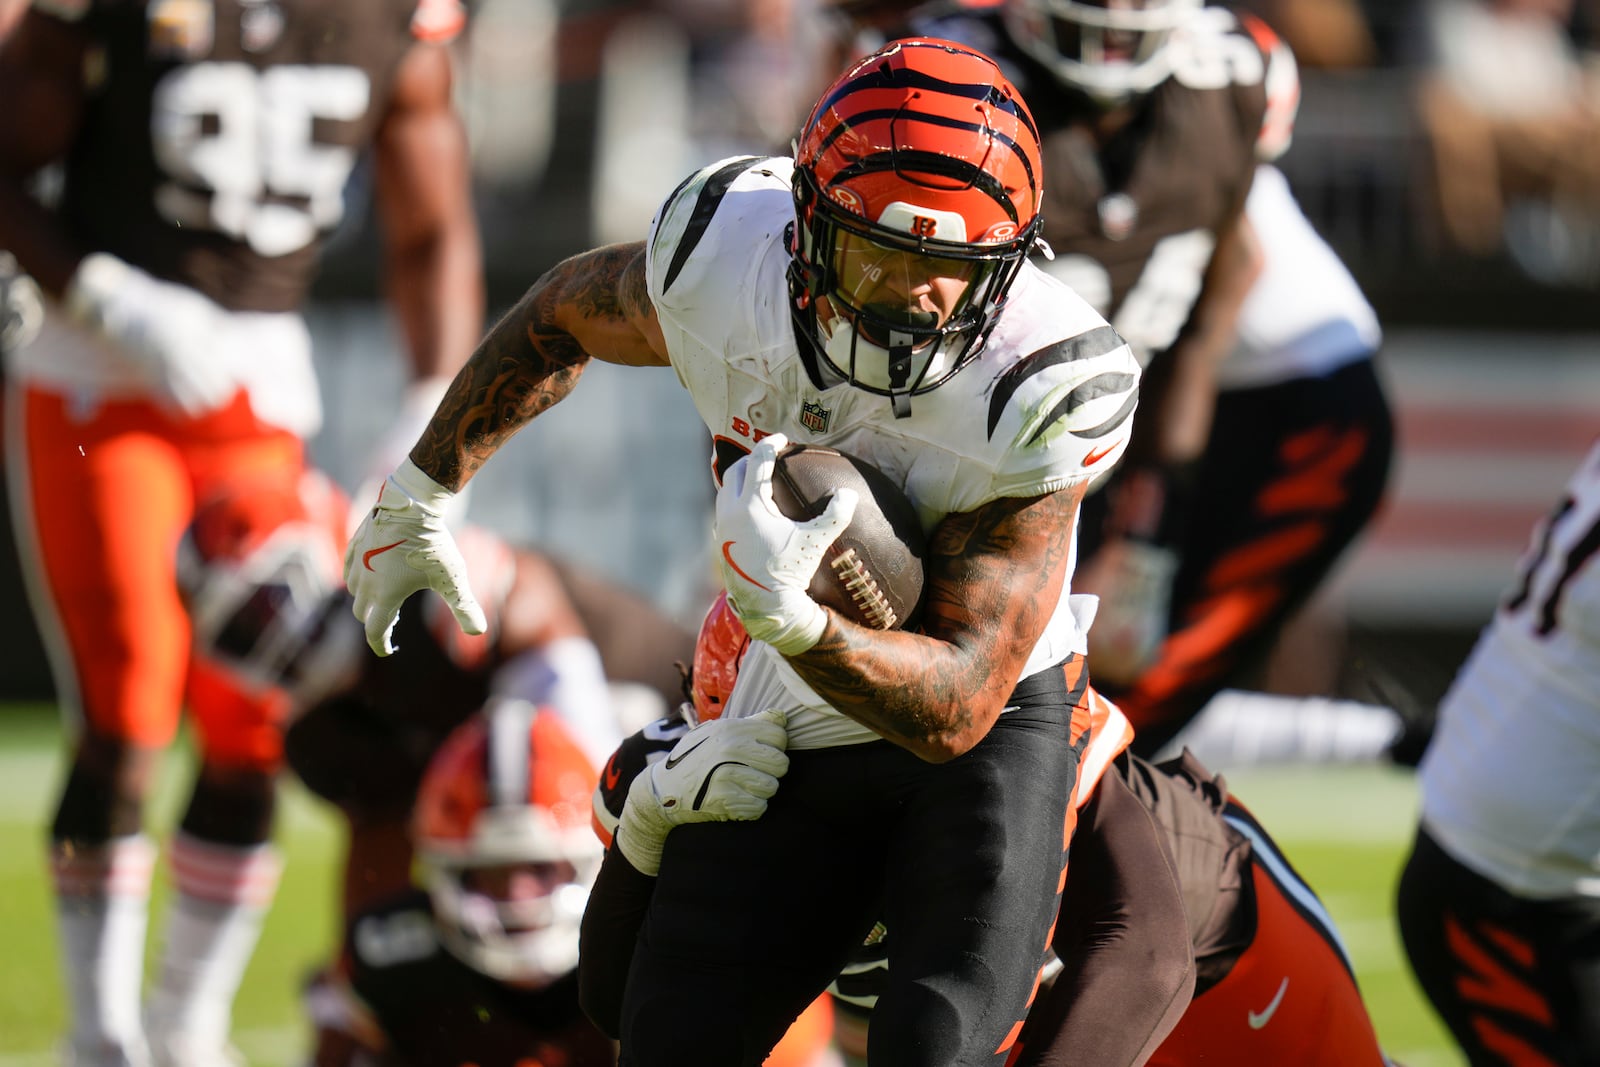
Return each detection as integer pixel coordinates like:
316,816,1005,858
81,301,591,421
714,434,858,656
1080,538,1180,688
343,458,487,656
64,252,238,416
615,708,790,876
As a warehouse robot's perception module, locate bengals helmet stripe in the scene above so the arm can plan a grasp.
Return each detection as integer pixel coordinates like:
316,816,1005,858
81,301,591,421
790,37,1045,413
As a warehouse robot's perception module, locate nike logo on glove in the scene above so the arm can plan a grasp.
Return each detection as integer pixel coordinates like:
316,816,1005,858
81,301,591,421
1247,977,1288,1029
362,540,408,571
720,540,772,591
664,738,708,770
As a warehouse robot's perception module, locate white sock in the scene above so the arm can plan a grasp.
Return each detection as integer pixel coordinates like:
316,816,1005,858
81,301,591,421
51,834,157,1067
145,833,281,1061
495,636,621,767
1155,689,1404,769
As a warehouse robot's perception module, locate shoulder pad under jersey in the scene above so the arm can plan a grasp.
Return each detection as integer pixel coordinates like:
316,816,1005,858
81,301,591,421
592,715,693,846
982,266,1143,497
645,155,790,310
1235,11,1299,161
1166,8,1299,162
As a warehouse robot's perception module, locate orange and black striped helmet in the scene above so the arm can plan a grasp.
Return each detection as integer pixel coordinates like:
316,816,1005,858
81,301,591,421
789,37,1043,417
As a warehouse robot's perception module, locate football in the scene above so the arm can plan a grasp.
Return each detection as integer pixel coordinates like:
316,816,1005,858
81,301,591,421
769,443,926,631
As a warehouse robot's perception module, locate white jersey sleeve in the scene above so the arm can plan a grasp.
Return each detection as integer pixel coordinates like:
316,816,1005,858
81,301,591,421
1419,439,1600,898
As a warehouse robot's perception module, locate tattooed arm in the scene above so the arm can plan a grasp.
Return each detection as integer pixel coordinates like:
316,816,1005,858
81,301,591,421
783,481,1087,763
407,241,668,490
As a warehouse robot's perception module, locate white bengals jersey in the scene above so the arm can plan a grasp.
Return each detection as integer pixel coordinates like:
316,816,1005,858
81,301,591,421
645,156,1141,748
1419,438,1600,898
1218,165,1382,391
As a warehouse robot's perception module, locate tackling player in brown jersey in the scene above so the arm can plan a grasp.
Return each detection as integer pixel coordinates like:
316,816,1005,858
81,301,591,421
0,3,482,1063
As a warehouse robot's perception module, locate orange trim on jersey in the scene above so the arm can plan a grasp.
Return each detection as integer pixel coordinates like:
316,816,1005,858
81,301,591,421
1236,11,1282,52
1074,690,1135,810
1446,915,1555,1025
1470,1017,1562,1067
591,810,615,850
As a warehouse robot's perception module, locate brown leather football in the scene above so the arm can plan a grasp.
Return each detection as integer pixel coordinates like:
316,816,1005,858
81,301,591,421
769,444,926,631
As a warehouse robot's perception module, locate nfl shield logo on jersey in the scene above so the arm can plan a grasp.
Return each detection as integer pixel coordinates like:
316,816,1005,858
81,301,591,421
800,400,831,434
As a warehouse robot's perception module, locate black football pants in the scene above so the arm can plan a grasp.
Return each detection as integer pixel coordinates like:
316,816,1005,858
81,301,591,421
617,659,1088,1067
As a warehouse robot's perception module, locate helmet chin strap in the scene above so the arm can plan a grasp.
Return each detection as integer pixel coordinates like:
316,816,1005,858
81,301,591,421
888,330,915,419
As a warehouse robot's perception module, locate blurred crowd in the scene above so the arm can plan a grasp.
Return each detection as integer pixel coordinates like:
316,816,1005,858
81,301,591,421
336,0,1600,314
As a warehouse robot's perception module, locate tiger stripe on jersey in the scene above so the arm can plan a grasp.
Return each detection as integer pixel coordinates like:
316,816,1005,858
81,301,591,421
660,156,760,293
986,326,1134,441
1030,377,1139,447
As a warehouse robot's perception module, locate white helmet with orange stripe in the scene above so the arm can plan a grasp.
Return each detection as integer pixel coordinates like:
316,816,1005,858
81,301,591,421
413,699,602,987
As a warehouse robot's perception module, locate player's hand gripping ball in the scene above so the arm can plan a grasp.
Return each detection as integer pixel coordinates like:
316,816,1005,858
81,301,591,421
715,433,925,656
769,442,926,633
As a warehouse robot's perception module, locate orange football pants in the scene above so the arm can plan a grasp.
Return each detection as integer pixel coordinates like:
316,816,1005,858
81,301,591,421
9,384,302,769
1147,821,1387,1066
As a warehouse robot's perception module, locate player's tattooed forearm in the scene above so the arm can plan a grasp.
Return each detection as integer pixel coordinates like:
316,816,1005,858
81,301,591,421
410,257,597,488
567,243,645,322
789,488,1079,758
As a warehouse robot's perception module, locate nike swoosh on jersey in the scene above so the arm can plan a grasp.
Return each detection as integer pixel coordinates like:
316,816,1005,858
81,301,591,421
1247,977,1289,1029
720,541,772,591
664,738,709,770
362,540,408,571
1082,441,1118,466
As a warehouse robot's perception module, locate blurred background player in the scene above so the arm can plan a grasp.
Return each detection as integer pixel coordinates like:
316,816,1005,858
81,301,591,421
1122,160,1398,767
0,3,483,1061
1396,436,1600,1066
305,700,617,1067
174,466,694,1063
874,1,1399,763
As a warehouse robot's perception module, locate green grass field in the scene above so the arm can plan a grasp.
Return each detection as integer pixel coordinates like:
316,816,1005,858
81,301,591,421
0,702,1466,1066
